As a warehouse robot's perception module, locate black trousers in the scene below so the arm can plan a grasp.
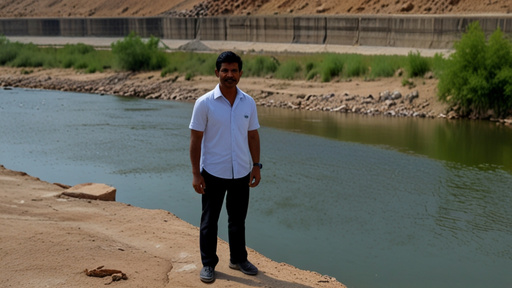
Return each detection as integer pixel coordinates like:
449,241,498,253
200,170,250,268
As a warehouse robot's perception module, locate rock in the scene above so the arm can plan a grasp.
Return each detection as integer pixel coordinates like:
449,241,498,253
400,2,414,12
413,112,426,118
379,90,391,102
447,111,459,119
322,93,335,101
424,72,434,79
391,91,402,100
352,106,362,113
344,94,356,101
405,90,419,103
362,97,374,104
332,105,347,112
287,102,300,109
385,99,396,108
61,183,117,201
316,4,329,13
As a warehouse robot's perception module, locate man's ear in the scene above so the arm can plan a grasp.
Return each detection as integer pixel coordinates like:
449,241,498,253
215,69,219,77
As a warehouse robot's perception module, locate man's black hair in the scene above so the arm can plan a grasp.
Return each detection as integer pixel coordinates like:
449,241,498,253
216,51,243,72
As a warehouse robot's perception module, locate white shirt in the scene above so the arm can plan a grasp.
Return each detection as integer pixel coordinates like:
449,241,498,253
189,84,260,179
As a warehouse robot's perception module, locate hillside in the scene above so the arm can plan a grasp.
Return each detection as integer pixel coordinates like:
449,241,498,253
0,0,511,18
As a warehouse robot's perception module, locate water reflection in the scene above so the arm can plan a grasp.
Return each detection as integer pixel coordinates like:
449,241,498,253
258,107,512,172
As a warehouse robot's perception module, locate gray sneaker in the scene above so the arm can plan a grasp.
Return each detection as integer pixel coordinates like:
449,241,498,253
200,266,215,283
229,260,258,275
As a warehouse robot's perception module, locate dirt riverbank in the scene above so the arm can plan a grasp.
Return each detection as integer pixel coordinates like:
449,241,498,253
0,66,449,119
0,164,346,288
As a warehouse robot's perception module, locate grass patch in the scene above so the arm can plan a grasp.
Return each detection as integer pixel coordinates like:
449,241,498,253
275,60,302,79
0,35,112,72
243,55,279,77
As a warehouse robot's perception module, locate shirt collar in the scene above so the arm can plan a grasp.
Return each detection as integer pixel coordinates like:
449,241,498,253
213,84,245,101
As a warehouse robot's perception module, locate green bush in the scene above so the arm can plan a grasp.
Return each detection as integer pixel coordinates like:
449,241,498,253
369,60,394,78
0,36,22,65
60,43,95,55
344,54,368,78
275,60,302,79
111,32,168,71
10,48,49,68
438,21,512,117
406,51,430,77
320,54,344,82
305,61,316,74
244,56,278,77
431,53,448,78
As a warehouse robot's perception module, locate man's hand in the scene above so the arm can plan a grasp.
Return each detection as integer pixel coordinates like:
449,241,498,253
190,129,205,194
192,173,206,194
249,166,261,188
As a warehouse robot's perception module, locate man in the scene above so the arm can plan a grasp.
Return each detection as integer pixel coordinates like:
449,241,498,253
189,51,262,283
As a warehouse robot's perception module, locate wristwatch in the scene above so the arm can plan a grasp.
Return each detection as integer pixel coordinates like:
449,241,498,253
253,163,263,169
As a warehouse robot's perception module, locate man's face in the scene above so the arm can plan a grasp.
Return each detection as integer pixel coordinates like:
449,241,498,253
215,62,242,89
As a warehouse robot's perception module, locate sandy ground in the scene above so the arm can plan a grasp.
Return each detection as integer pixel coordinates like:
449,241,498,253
0,164,345,288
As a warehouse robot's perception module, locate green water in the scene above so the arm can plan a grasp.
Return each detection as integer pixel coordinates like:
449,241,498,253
258,107,512,172
1,88,511,288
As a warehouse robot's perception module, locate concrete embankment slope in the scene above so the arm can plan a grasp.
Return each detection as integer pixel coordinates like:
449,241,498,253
1,14,512,50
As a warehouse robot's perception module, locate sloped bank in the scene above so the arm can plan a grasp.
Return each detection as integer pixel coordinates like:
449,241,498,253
0,68,444,117
0,164,346,288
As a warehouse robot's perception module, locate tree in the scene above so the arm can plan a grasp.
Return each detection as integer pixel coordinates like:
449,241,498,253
437,21,512,118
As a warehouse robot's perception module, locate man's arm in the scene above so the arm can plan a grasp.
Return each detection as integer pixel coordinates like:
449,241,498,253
190,129,206,194
248,129,261,187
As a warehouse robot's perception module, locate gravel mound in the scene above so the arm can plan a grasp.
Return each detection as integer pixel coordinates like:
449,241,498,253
178,39,212,52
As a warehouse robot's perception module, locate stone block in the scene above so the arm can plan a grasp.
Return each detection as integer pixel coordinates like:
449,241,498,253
62,183,116,201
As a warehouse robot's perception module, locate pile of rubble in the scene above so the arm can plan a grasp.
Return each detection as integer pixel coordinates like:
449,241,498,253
161,0,269,17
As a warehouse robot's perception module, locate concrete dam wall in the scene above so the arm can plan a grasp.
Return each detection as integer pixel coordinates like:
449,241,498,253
1,15,512,49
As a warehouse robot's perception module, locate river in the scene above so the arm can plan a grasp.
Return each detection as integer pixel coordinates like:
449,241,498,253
1,87,511,288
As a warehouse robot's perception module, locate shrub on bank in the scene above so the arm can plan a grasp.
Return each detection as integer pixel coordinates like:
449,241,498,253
275,60,302,79
322,54,344,82
244,55,279,77
438,22,512,117
343,54,368,78
406,51,431,78
0,36,23,65
368,55,404,79
111,32,168,71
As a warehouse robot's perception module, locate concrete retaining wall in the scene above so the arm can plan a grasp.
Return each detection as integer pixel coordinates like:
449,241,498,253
1,15,512,49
